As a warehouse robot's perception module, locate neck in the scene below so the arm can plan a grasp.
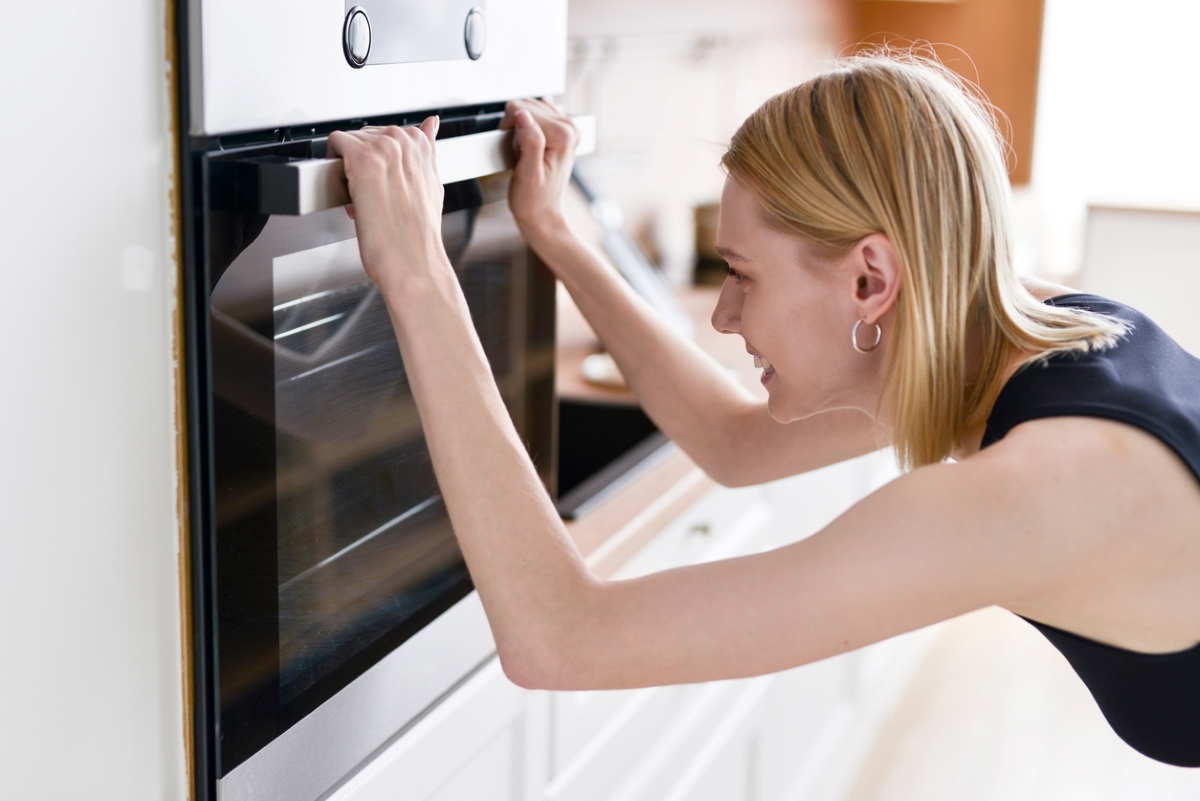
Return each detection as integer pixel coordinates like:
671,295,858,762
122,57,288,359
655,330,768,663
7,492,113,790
951,333,1035,461
951,276,1075,461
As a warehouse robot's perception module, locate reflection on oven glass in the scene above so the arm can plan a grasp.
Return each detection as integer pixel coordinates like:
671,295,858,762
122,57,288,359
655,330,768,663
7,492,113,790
208,181,555,772
271,239,456,701
266,204,529,702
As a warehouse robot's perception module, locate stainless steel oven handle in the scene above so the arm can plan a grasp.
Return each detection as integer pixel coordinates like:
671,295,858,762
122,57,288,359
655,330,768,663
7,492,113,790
257,115,595,216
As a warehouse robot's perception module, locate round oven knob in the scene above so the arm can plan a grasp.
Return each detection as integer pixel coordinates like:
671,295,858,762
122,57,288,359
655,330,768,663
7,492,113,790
464,8,487,60
343,8,371,68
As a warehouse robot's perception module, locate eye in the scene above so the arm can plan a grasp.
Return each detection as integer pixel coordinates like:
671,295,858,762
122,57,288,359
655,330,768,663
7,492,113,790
725,265,745,283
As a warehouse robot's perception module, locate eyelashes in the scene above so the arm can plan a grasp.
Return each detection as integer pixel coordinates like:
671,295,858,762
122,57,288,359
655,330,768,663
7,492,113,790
726,265,745,283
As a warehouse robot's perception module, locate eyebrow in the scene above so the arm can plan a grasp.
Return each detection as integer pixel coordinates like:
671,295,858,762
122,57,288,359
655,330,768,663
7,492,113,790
714,245,748,262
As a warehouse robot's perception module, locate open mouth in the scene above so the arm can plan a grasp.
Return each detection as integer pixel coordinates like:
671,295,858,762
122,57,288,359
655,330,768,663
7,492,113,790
751,352,775,383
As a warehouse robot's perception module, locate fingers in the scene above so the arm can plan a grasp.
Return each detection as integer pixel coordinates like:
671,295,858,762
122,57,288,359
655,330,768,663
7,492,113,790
418,115,440,145
328,126,390,164
332,123,434,151
334,124,437,178
500,99,534,130
511,109,547,184
501,99,577,155
530,103,576,153
326,129,354,158
329,122,440,221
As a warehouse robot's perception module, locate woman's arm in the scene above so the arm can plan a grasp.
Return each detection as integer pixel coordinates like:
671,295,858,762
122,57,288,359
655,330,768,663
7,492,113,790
500,101,881,486
328,119,600,683
546,453,1053,688
325,119,1073,692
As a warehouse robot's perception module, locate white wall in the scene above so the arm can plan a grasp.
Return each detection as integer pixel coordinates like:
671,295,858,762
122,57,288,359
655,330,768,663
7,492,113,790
0,1,187,799
1030,0,1200,278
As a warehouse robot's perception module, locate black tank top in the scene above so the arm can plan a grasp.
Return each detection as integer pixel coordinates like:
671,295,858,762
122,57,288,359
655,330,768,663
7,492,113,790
980,294,1200,768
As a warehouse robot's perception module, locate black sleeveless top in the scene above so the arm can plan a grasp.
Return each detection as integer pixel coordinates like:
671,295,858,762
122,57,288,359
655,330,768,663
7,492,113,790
980,294,1200,767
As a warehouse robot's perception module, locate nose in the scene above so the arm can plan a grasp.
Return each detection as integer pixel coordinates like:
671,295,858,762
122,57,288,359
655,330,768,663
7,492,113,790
711,276,743,335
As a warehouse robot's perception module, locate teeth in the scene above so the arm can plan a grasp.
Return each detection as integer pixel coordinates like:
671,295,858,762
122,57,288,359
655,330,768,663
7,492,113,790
753,355,773,372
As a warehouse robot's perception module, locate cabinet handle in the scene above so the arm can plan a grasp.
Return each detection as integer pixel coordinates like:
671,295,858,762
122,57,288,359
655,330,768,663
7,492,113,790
239,115,595,216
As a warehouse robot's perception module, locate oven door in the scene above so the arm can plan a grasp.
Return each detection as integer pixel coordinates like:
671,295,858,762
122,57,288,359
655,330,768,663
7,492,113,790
201,128,560,801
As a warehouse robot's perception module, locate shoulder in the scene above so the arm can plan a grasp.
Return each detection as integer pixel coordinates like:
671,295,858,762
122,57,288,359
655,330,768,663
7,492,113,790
964,416,1170,563
968,415,1154,517
1020,275,1079,302
800,435,1089,606
1015,279,1144,329
752,420,1155,654
875,419,1141,592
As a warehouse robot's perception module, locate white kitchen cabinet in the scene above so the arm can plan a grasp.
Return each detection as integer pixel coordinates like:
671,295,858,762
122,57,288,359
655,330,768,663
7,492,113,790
545,484,776,801
549,685,655,782
753,656,849,801
596,678,759,801
326,658,548,801
546,683,701,801
330,453,930,801
637,676,773,801
427,724,521,801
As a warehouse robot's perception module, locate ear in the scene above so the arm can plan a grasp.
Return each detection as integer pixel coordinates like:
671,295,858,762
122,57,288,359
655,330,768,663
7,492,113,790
849,233,902,324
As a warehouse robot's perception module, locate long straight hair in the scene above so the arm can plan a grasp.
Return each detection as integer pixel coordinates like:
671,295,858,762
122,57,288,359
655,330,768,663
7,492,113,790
722,52,1125,469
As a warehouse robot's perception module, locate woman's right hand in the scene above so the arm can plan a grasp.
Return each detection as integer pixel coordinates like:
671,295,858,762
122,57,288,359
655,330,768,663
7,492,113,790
499,99,579,247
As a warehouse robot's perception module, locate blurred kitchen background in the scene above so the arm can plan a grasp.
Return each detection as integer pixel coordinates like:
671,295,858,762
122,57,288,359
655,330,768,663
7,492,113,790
565,0,1200,351
564,0,1200,797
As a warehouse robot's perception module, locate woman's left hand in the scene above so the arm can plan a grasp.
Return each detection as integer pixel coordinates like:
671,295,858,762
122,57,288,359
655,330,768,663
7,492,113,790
327,116,449,297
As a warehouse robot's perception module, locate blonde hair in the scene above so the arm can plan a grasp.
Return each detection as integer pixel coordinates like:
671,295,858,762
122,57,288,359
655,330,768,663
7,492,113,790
722,51,1125,469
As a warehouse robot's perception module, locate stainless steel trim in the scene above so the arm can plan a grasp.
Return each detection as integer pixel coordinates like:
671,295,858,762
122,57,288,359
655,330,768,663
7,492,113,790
350,0,480,66
186,0,205,140
253,115,595,216
217,592,496,801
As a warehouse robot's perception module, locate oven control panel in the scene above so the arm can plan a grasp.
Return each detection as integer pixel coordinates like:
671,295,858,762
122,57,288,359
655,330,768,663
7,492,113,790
189,0,564,136
342,1,487,68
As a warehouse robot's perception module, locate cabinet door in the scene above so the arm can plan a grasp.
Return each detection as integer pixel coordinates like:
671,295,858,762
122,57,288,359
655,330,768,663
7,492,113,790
547,484,775,793
327,659,547,801
604,676,772,801
546,683,705,801
426,725,519,801
754,656,850,801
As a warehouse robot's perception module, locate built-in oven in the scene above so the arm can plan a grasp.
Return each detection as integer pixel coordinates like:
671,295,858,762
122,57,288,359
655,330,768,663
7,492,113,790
176,3,574,800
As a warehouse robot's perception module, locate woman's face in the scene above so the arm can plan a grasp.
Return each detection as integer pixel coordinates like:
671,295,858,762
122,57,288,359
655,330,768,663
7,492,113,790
711,177,892,423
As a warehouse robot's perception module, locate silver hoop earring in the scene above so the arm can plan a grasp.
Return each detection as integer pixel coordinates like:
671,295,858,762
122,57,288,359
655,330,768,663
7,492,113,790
852,319,882,354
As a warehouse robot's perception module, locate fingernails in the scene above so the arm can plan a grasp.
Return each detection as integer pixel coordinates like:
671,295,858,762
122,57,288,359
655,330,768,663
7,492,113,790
516,110,532,128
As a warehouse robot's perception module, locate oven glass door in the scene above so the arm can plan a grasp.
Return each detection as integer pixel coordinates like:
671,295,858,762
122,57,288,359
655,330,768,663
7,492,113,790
207,172,555,775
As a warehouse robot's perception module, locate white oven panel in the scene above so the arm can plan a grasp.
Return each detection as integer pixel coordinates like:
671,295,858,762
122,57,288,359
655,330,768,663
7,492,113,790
190,0,566,136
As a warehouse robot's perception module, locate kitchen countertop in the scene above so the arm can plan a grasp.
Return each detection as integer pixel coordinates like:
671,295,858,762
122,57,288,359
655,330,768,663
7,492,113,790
556,282,767,577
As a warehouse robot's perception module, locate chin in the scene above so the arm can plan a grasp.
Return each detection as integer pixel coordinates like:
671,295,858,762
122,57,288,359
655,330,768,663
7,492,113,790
765,386,822,424
765,393,800,424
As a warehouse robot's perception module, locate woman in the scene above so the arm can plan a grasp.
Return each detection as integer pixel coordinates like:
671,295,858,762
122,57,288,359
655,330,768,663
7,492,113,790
327,55,1200,767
